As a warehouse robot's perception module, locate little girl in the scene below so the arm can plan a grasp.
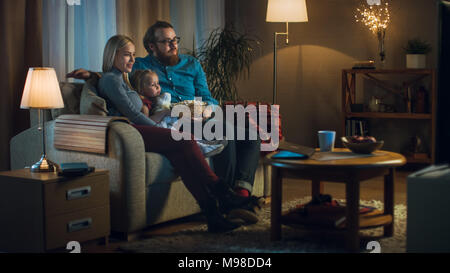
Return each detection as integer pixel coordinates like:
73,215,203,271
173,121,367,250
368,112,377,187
130,69,225,157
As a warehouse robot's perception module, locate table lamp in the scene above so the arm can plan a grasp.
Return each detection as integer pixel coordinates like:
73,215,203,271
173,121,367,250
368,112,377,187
266,0,308,104
20,67,64,172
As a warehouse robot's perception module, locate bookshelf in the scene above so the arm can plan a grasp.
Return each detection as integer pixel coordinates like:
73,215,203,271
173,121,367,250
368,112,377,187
342,69,436,164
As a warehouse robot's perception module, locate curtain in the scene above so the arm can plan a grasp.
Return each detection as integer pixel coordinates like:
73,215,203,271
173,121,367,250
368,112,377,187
170,0,225,54
41,0,221,78
116,0,170,58
170,0,196,54
0,0,43,171
195,0,225,50
42,0,116,80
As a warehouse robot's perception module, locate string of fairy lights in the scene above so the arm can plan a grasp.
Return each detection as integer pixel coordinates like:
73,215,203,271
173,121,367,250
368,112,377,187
355,1,391,34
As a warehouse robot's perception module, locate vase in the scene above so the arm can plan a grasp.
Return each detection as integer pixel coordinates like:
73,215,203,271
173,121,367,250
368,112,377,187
377,29,386,64
369,96,382,112
406,54,426,69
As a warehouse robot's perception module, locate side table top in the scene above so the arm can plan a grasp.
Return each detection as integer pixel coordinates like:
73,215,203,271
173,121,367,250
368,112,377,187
265,148,406,169
0,168,108,184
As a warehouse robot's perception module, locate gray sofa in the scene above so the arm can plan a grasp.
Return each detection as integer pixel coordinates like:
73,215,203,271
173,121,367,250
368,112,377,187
10,80,270,239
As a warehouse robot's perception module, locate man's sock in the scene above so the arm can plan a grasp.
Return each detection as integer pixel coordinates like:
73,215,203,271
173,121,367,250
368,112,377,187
234,187,250,197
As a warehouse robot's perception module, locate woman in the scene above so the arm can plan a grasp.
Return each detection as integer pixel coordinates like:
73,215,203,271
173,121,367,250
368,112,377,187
98,35,248,233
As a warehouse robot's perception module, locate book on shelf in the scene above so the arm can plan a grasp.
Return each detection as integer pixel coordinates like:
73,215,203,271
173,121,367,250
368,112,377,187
345,118,369,136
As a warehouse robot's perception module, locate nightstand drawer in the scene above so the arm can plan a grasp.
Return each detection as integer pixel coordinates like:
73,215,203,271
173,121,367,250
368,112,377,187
45,205,110,250
44,172,109,216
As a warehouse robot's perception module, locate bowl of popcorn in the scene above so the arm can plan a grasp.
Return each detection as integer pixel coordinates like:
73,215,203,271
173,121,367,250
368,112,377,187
341,135,384,154
172,100,207,118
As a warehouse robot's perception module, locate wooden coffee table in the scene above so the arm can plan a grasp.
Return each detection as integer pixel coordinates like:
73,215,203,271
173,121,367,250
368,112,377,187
264,148,406,252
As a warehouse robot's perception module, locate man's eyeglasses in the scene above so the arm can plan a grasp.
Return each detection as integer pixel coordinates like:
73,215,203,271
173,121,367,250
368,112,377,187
156,37,181,45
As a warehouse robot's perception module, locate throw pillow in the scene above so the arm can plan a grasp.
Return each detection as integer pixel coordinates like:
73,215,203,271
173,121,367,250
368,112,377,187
51,82,83,119
80,77,108,116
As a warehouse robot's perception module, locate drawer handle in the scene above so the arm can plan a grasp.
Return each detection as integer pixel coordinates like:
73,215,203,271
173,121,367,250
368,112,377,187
66,186,91,200
67,218,92,232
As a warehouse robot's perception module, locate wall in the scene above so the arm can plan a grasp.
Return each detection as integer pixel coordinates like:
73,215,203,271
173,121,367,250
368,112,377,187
226,0,439,149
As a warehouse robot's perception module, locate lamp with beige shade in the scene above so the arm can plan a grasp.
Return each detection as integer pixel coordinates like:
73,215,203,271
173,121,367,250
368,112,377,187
266,0,308,104
20,67,64,172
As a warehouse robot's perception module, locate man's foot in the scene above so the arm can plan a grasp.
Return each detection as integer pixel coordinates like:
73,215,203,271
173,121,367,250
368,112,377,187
208,180,251,213
227,209,258,225
207,212,242,233
226,196,265,225
202,198,242,233
234,187,250,197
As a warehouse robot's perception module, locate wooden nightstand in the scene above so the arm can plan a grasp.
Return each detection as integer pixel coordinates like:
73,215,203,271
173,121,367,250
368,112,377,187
0,169,110,253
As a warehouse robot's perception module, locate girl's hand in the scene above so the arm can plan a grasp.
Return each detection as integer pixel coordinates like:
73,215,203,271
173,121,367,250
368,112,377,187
150,108,171,123
141,105,150,117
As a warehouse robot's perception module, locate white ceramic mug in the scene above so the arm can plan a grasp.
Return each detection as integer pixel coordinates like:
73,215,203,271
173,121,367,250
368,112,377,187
318,131,336,152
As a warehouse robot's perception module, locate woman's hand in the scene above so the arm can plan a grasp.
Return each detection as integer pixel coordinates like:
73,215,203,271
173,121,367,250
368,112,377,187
66,68,91,80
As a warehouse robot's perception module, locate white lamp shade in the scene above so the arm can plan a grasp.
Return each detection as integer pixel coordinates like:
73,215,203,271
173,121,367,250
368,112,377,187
20,67,64,109
266,0,308,22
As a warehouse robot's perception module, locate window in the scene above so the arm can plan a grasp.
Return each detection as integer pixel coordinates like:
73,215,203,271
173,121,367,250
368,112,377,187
42,0,116,81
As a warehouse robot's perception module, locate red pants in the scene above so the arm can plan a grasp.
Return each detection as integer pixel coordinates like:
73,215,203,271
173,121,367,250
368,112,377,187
132,125,219,205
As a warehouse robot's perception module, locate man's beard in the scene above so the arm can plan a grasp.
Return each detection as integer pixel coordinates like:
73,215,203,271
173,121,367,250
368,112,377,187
154,48,179,66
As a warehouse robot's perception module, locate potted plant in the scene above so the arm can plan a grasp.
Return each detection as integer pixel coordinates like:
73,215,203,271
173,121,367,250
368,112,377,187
191,25,261,103
403,38,432,69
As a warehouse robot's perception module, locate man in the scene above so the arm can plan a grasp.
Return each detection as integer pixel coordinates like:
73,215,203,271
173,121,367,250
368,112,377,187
67,21,261,201
133,21,261,199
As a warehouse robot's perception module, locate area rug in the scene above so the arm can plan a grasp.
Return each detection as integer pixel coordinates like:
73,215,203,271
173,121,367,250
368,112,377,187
119,197,406,253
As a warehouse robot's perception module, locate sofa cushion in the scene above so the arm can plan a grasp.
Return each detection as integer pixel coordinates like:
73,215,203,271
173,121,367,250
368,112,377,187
51,82,83,119
80,78,108,116
145,152,179,186
146,180,201,225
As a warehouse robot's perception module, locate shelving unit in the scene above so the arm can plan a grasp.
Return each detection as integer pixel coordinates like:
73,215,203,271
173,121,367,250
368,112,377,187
342,69,436,164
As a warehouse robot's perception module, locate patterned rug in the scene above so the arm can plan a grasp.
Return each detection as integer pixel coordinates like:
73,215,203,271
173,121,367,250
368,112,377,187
119,197,406,253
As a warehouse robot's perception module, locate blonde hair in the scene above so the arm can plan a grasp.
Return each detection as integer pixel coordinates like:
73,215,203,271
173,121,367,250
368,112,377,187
130,69,158,95
102,35,135,72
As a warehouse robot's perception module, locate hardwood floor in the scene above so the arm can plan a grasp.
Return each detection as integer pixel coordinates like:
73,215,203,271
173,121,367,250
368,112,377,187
77,169,413,253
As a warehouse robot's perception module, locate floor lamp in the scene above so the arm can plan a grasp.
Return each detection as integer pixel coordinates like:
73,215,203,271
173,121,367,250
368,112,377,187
266,0,308,104
20,67,64,172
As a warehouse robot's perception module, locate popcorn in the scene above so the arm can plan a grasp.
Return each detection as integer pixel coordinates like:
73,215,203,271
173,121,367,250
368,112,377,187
172,100,207,118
